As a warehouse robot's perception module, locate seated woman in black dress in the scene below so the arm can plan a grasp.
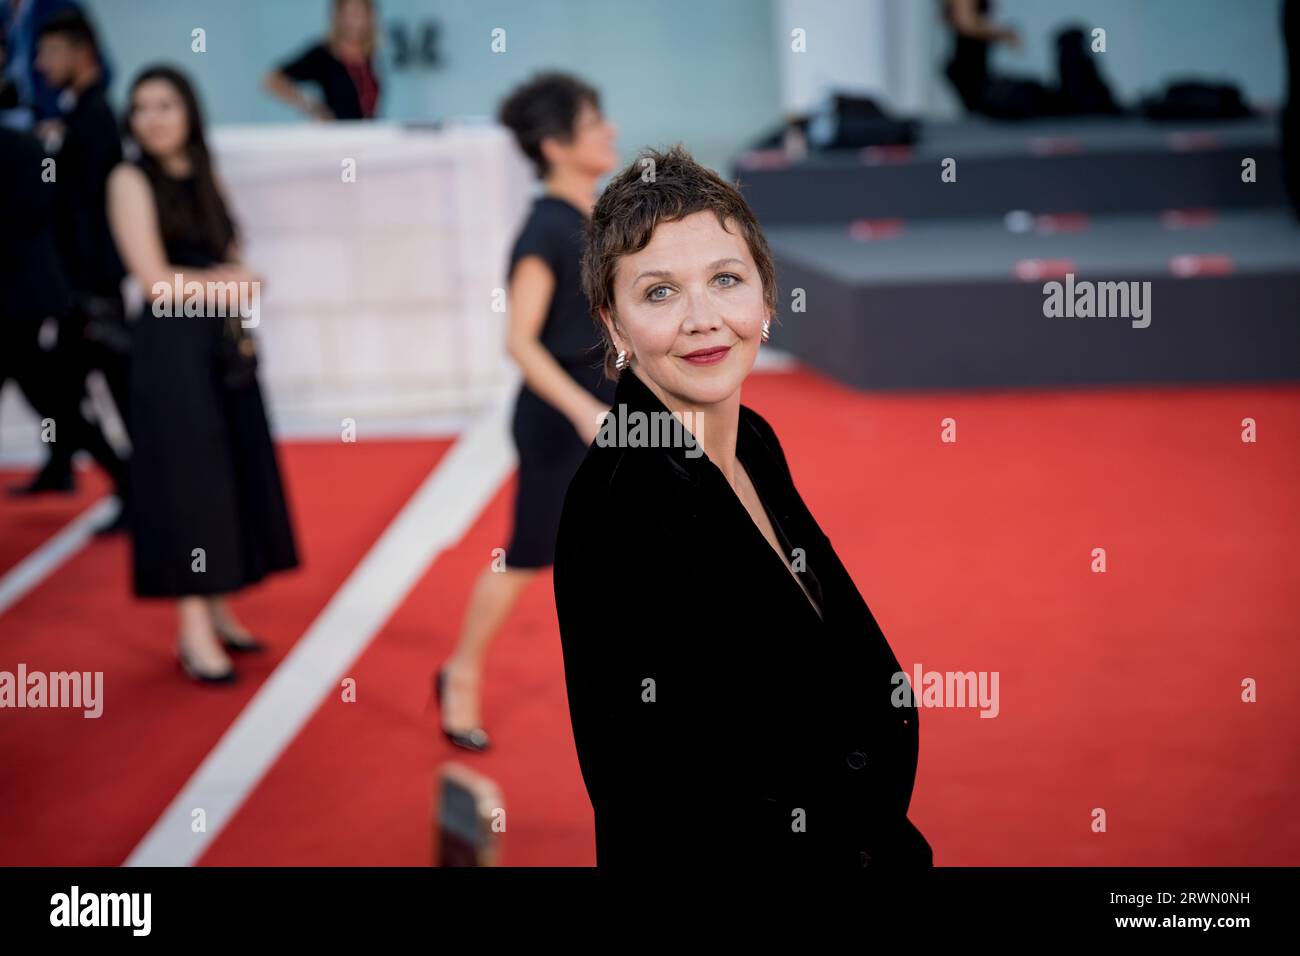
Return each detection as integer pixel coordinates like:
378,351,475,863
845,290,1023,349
553,144,933,868
942,0,1022,114
263,0,381,121
107,65,299,683
433,72,619,751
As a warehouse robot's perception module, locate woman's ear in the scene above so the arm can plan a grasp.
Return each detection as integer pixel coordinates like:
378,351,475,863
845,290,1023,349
600,307,622,351
538,133,565,174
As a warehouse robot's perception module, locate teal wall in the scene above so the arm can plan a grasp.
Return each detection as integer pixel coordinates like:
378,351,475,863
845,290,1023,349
80,0,785,173
985,0,1285,108
78,0,1288,170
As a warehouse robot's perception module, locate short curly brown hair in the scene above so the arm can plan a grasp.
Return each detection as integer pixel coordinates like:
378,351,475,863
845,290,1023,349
581,143,778,382
497,71,601,180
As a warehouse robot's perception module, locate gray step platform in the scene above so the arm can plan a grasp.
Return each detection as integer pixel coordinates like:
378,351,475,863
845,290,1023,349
764,209,1300,389
735,116,1285,224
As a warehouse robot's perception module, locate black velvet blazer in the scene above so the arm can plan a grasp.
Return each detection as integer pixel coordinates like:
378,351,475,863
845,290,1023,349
554,366,932,869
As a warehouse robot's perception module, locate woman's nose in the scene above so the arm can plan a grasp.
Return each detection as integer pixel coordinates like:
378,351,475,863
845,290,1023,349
679,287,723,331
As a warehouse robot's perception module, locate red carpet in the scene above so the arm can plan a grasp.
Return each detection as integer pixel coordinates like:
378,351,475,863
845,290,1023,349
0,441,450,865
0,466,112,577
199,473,594,866
2,374,1298,865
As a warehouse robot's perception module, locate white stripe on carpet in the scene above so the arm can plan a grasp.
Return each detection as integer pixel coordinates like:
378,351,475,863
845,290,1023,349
0,497,118,617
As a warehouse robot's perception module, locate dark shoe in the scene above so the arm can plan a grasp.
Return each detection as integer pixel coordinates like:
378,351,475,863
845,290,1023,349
177,641,237,684
8,469,75,497
216,628,266,653
434,668,491,752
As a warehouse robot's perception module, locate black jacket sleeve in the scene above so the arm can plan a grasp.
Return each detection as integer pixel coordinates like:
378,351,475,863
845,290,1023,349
553,469,788,865
278,43,328,83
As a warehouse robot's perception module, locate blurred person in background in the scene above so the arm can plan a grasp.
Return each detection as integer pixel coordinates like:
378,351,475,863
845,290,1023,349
941,0,1022,115
940,0,1121,119
1,0,97,128
9,9,131,531
1,116,124,507
107,65,299,684
431,72,619,751
263,0,381,121
0,124,72,448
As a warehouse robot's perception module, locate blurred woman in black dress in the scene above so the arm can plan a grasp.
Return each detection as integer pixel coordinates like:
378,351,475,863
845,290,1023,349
553,144,932,868
942,0,1022,114
107,66,299,683
263,0,381,121
432,73,619,750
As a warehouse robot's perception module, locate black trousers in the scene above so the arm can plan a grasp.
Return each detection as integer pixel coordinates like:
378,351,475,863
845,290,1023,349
1,301,129,496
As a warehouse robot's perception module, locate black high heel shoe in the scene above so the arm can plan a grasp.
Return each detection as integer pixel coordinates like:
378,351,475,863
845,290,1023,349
433,668,491,752
177,641,237,684
216,628,266,653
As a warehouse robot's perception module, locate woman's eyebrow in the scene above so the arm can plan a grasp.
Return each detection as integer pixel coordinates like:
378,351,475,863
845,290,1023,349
632,258,745,284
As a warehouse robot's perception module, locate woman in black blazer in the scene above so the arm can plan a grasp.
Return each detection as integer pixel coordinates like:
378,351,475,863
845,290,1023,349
553,143,933,869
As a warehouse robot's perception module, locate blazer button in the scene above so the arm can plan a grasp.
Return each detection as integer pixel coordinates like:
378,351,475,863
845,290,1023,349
846,750,868,770
859,850,872,867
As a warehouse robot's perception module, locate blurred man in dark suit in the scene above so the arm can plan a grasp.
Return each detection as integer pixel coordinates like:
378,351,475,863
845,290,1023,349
7,9,129,532
36,11,123,302
0,0,85,126
0,122,127,520
0,125,70,464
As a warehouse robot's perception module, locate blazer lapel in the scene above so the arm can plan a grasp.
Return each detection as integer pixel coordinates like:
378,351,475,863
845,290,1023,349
735,411,833,626
609,367,704,486
610,367,834,625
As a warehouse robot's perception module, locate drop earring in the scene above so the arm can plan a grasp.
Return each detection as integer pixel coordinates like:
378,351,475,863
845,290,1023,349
615,349,628,370
760,319,771,343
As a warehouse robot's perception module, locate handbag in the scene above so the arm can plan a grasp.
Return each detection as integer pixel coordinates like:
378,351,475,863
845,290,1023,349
214,314,259,389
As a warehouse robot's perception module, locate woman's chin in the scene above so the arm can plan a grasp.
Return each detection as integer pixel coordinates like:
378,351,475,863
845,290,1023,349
668,367,748,407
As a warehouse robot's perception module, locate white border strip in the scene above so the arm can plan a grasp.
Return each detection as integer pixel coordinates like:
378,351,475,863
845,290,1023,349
125,394,516,866
0,497,118,617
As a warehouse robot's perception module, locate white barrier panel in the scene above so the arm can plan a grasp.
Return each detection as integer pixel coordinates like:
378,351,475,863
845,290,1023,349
2,121,534,458
209,121,535,434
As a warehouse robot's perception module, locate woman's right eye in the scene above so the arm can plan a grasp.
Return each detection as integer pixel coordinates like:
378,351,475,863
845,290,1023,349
646,285,671,302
